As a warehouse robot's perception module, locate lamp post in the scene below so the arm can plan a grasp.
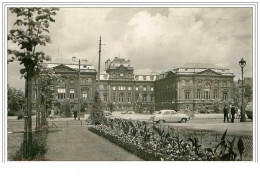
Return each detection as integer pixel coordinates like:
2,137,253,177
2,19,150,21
239,58,246,122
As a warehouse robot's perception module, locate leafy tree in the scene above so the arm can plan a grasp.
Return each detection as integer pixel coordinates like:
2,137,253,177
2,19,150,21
80,100,89,112
107,102,115,113
244,84,253,104
89,91,104,125
34,64,60,127
8,85,25,113
8,8,59,130
213,99,221,113
61,100,72,117
233,81,240,107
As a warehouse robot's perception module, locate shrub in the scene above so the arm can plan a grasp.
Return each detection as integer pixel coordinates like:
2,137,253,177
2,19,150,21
12,129,48,161
89,91,104,125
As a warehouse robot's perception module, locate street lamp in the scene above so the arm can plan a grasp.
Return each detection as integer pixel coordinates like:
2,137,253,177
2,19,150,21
239,58,246,122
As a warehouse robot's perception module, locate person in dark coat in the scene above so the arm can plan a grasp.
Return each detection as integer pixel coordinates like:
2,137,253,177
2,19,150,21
73,111,77,120
223,105,229,123
231,104,236,123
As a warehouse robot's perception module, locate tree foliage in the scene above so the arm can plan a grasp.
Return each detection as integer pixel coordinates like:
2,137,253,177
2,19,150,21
61,100,72,117
8,8,59,78
244,84,253,104
8,85,25,113
89,91,104,125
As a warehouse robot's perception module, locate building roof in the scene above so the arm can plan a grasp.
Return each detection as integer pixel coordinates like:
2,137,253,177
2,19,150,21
107,57,134,70
173,63,233,76
99,74,158,81
46,58,96,72
179,63,223,69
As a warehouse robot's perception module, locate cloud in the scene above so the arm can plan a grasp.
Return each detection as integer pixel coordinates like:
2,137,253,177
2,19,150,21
7,7,253,90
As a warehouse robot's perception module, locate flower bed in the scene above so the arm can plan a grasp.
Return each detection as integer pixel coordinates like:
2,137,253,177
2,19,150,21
89,118,246,161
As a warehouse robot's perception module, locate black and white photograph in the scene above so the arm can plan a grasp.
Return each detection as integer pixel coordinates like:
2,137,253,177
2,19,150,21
1,1,260,188
5,4,256,162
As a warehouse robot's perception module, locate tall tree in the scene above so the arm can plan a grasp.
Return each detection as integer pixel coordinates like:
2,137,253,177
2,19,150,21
34,64,60,128
8,8,59,131
8,8,59,158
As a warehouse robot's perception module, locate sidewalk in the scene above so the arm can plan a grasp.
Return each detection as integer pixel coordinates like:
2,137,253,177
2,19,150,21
45,125,142,161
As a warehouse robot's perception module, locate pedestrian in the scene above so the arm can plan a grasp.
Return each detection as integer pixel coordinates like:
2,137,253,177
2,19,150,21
73,111,77,120
223,105,229,123
237,108,241,119
231,104,236,123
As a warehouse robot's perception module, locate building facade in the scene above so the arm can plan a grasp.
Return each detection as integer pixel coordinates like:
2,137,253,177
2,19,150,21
99,57,156,112
44,58,97,114
154,63,235,112
35,58,236,115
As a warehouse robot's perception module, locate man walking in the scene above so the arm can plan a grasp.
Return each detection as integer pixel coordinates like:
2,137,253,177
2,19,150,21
231,104,236,123
224,105,229,123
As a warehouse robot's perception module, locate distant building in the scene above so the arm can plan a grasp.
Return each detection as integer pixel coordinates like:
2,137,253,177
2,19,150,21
154,63,235,111
99,57,156,112
32,57,97,115
34,57,157,115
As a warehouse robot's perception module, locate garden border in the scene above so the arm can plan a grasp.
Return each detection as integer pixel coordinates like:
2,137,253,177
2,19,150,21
89,127,161,161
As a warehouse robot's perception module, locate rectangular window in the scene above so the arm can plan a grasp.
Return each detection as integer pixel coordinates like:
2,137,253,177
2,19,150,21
136,86,139,91
112,86,116,91
127,93,131,102
150,94,154,101
213,90,218,99
103,94,108,102
119,86,126,91
223,93,227,100
58,88,66,99
112,93,116,102
82,91,88,99
69,89,75,99
104,85,108,90
143,76,146,80
196,89,201,99
128,86,132,91
151,87,154,91
143,86,147,91
100,85,104,90
88,78,92,84
204,90,211,100
143,94,147,102
119,93,125,102
185,92,190,99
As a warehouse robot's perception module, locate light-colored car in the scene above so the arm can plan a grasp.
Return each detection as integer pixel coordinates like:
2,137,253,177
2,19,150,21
153,110,190,123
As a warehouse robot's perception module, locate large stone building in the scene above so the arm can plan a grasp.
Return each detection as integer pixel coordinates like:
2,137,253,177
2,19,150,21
99,57,156,112
34,58,236,115
154,63,235,112
38,57,156,115
45,57,97,114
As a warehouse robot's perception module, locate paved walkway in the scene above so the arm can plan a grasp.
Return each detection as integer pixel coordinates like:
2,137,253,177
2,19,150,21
45,125,141,161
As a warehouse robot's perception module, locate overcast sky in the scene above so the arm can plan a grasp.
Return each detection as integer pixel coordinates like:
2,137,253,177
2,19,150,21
8,7,253,91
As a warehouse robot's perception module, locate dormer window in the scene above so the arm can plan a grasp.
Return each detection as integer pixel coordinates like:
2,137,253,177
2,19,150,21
143,76,147,80
135,75,139,80
83,65,87,68
150,76,154,80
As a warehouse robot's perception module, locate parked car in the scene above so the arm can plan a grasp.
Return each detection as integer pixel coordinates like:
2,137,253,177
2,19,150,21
121,111,127,114
245,102,253,120
153,110,190,123
128,111,135,114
